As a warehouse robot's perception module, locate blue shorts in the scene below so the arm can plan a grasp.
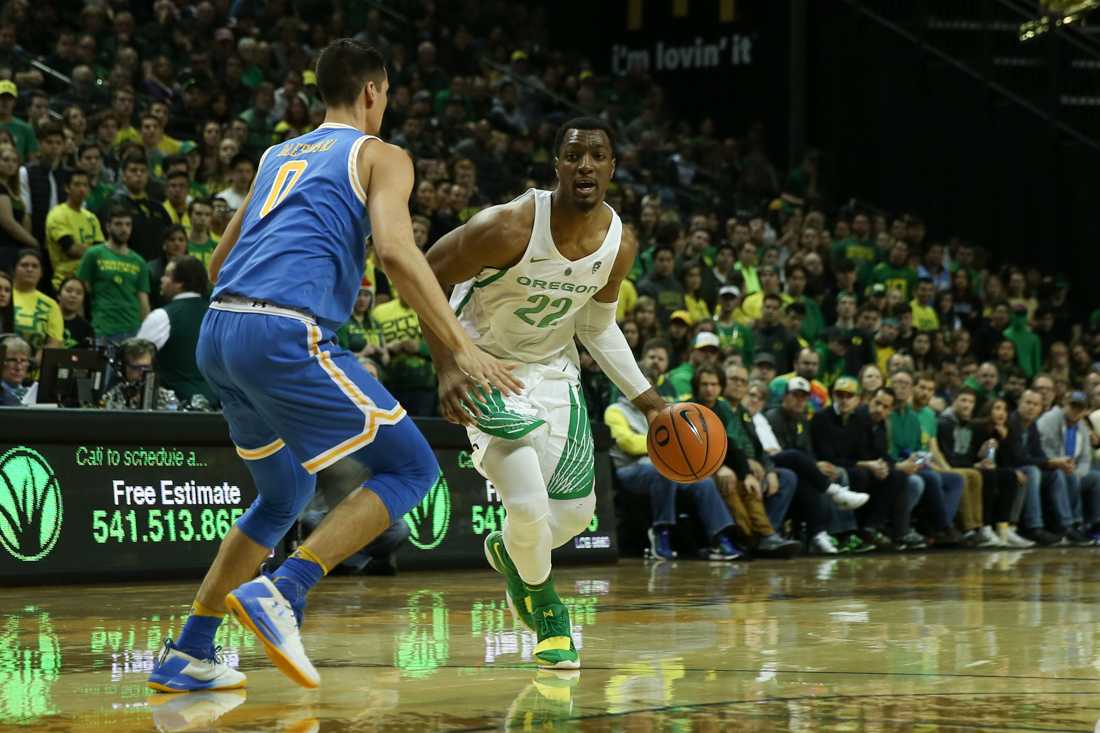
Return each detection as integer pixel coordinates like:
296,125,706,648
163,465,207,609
197,306,438,525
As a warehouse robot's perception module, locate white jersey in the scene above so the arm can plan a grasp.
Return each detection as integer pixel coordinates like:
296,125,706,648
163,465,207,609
450,188,622,367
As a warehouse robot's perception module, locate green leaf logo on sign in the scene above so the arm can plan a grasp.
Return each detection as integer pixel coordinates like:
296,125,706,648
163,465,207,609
0,447,63,562
403,471,450,550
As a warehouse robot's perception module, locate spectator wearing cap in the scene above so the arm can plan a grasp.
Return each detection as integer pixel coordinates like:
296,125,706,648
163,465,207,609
666,331,721,400
765,375,874,553
714,284,755,363
1037,390,1100,540
666,310,694,366
751,352,778,385
753,293,799,373
817,380,917,548
870,240,917,301
785,263,824,343
637,243,684,323
887,369,967,546
0,80,36,161
136,254,214,406
910,277,939,332
769,347,830,414
740,264,791,322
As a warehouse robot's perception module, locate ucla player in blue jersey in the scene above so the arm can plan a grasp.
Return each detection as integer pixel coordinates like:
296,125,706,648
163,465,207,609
147,40,520,693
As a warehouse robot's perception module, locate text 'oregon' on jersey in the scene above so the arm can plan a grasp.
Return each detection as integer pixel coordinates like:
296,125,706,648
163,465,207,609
213,123,378,331
450,189,622,366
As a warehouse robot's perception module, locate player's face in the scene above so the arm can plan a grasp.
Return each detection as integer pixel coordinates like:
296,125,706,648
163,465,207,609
555,129,614,212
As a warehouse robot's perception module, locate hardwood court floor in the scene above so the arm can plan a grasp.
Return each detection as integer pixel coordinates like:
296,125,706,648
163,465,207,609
5,550,1100,732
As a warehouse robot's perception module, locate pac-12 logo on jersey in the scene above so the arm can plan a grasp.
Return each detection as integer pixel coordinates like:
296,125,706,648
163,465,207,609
592,261,602,273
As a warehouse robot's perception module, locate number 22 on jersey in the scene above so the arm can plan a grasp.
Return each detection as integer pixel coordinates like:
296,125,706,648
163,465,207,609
259,160,308,218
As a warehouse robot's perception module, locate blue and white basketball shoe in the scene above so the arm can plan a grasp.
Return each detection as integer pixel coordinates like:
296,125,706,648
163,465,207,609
224,575,320,688
147,641,246,693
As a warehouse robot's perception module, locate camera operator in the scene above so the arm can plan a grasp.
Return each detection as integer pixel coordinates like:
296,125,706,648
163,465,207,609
101,337,179,410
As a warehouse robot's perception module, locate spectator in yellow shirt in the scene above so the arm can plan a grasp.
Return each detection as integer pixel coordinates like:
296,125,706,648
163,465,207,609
46,170,104,289
11,249,63,356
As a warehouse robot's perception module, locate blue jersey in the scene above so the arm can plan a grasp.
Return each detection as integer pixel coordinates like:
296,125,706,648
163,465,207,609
214,123,376,331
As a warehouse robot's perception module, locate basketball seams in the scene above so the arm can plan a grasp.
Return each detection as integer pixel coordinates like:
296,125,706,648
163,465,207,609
668,408,701,481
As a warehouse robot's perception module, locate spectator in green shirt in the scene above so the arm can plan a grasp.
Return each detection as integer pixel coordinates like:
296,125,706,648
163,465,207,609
870,240,918,301
0,80,37,161
830,211,875,282
76,206,150,342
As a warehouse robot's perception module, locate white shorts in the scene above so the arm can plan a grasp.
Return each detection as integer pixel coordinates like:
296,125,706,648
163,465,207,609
465,360,595,501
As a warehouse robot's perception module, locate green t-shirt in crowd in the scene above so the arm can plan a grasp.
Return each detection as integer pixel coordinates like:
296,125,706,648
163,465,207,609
1,117,37,161
715,320,755,362
870,263,918,301
187,238,218,269
916,406,938,449
831,237,876,281
337,314,385,353
76,244,149,337
887,404,924,460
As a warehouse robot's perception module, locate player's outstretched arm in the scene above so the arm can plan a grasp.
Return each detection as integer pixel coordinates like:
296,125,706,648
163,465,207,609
362,142,522,402
420,203,530,425
576,225,665,422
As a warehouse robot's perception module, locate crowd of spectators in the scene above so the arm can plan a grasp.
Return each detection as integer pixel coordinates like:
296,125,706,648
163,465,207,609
1,1,1099,561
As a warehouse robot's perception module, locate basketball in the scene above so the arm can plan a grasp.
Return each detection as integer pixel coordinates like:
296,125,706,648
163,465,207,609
646,403,728,483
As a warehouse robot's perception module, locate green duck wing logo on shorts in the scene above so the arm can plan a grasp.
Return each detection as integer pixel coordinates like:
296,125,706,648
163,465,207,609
0,447,63,562
403,471,451,550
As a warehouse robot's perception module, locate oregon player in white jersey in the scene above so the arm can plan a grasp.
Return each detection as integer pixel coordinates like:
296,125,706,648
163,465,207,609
423,118,666,668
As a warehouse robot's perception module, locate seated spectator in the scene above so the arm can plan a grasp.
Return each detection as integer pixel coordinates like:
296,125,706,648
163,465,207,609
373,289,436,416
77,206,151,343
1001,391,1073,545
665,331,721,401
753,294,800,373
56,276,94,348
887,369,967,546
740,265,791,322
765,376,872,553
136,255,215,408
637,244,683,322
217,153,254,214
713,285,754,362
937,388,1032,547
11,249,63,358
811,379,910,550
605,365,741,561
0,335,36,405
337,285,388,373
750,351,778,386
46,170,104,290
101,337,178,410
696,366,800,558
1036,390,1100,543
768,347,829,414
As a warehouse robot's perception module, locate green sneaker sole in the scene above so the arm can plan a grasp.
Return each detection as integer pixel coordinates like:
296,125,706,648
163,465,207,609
484,531,536,631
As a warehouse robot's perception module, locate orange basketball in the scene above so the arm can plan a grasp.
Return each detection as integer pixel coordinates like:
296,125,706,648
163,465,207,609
646,403,728,482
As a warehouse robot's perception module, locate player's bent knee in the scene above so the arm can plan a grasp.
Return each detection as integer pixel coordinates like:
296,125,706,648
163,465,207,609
550,493,596,546
237,489,314,548
360,430,441,523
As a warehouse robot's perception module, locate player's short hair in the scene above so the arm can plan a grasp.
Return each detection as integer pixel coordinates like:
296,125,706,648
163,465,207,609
315,39,386,108
554,116,616,158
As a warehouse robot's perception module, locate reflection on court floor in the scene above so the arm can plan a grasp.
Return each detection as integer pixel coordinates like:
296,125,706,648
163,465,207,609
4,551,1100,731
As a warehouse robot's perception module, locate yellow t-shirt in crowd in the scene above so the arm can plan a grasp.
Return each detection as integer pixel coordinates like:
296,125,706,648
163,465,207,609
46,203,105,289
13,288,63,348
910,300,940,332
616,278,637,322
